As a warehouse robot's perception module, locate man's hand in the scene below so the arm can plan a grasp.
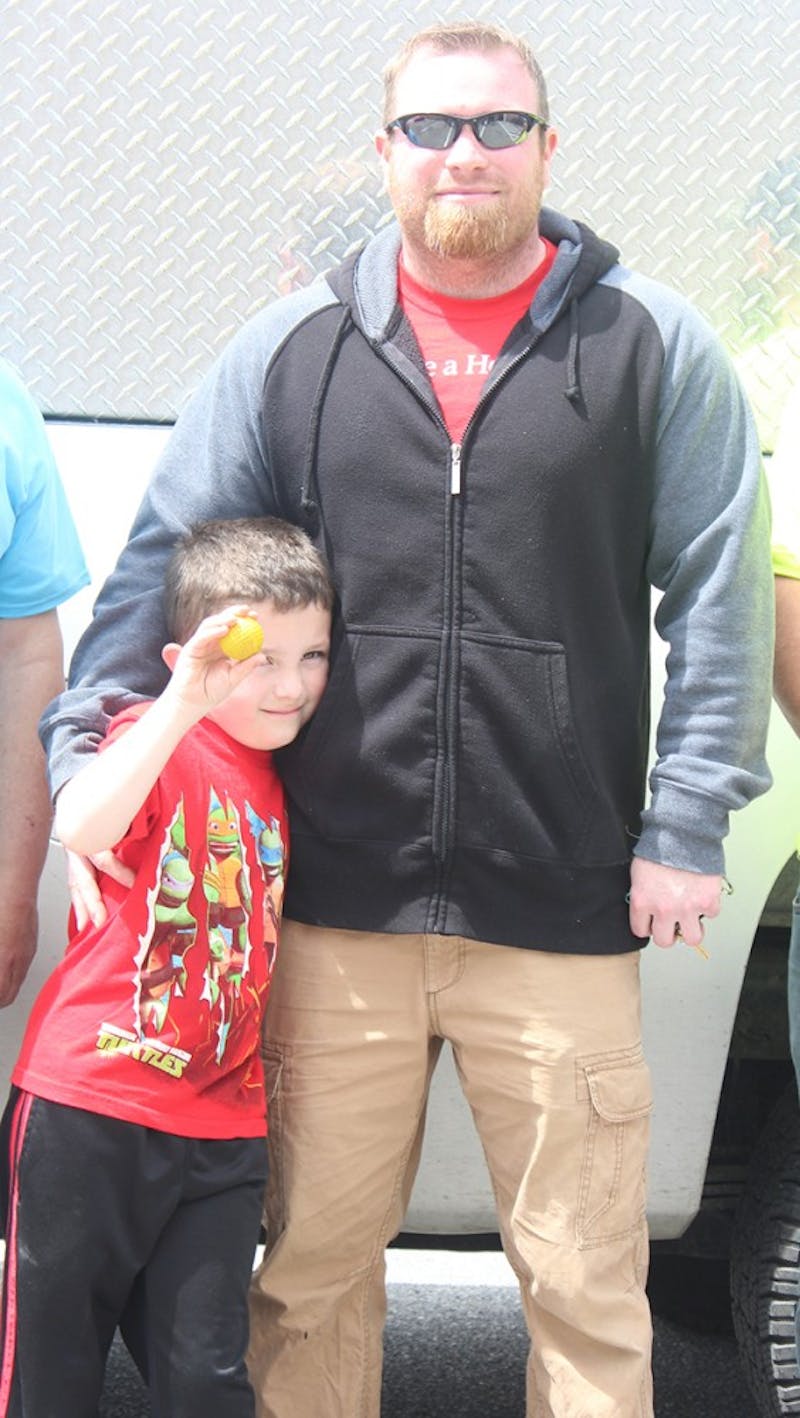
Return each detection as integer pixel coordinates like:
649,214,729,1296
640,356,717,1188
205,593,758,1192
66,849,135,931
628,856,725,949
0,905,38,1006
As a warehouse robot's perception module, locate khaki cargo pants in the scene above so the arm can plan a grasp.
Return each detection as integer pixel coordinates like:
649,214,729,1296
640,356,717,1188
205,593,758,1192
248,923,653,1418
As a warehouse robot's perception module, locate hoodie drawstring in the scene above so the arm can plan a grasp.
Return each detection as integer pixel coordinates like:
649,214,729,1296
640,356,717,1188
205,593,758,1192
299,307,353,558
564,298,581,405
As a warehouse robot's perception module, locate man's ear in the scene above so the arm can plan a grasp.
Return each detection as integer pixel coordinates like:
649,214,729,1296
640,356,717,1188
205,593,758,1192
162,642,182,672
541,124,558,191
375,128,392,189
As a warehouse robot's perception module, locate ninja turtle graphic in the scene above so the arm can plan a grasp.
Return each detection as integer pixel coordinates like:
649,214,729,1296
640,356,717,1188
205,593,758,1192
137,806,197,1037
245,804,286,971
202,792,253,1062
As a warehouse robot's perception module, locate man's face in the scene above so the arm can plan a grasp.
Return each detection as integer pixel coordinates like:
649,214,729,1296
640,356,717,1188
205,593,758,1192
376,45,557,265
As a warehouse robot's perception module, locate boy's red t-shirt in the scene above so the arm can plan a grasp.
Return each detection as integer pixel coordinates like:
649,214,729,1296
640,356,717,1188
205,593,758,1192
13,706,288,1139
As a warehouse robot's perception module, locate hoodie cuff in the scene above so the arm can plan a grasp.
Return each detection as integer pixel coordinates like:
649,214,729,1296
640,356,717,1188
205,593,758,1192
634,780,728,876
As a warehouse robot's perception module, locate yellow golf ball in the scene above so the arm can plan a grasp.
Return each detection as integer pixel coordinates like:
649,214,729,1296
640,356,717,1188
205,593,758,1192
219,616,264,661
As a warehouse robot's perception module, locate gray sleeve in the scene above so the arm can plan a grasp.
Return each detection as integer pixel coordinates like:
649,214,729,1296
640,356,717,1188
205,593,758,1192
620,275,774,873
41,282,336,797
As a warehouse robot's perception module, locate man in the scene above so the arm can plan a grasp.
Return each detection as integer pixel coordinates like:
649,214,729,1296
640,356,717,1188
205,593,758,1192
772,385,800,743
771,382,800,1131
42,21,773,1418
764,378,800,1365
0,357,88,1007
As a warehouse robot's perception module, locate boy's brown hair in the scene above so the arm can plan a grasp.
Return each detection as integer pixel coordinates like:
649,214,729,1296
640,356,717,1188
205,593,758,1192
164,516,334,643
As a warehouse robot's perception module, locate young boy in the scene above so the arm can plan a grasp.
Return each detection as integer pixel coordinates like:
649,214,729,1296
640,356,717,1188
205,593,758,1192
0,516,333,1418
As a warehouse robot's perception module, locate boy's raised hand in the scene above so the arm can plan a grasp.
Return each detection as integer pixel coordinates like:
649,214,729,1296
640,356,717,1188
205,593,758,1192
164,605,266,718
56,606,270,881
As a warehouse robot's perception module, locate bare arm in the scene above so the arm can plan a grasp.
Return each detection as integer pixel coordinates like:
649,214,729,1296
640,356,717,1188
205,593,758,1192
774,574,800,740
0,611,64,1005
56,606,264,857
56,690,200,858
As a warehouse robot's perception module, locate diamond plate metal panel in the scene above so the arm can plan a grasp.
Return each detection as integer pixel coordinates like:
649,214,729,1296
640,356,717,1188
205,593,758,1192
1,0,798,443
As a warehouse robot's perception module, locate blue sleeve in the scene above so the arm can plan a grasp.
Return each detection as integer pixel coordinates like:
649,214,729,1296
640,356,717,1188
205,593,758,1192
0,360,89,618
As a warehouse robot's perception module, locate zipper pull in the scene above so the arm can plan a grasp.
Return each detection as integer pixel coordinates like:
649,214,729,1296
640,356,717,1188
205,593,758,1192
450,442,462,495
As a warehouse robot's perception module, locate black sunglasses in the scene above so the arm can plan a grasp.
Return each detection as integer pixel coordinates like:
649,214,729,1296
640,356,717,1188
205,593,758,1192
385,110,548,151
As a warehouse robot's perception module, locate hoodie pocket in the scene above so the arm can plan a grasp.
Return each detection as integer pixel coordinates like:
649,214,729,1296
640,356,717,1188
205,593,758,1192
456,633,629,863
280,624,441,844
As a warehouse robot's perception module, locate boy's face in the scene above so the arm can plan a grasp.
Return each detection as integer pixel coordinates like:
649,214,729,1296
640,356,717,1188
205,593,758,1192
208,598,331,751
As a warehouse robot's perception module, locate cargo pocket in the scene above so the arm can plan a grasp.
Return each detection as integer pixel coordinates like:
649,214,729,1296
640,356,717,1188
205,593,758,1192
575,1047,652,1249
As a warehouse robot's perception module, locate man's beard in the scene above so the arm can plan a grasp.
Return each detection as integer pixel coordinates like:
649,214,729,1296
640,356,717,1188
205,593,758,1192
423,197,514,259
390,171,544,264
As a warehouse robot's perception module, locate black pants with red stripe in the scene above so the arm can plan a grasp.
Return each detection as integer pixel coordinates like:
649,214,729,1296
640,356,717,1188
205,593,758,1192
0,1090,267,1418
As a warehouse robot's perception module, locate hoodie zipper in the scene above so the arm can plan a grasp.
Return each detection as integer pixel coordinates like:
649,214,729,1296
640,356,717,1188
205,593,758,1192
450,442,462,495
369,326,550,934
429,437,462,889
427,330,554,933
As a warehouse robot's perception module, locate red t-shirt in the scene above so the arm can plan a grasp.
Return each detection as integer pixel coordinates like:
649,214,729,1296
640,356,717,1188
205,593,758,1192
13,707,287,1139
399,239,557,442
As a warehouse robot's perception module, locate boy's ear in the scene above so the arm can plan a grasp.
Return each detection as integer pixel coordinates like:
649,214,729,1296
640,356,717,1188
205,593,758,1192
162,642,182,672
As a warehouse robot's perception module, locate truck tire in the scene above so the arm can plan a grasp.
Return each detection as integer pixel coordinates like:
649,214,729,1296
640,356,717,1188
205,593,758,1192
730,1082,800,1414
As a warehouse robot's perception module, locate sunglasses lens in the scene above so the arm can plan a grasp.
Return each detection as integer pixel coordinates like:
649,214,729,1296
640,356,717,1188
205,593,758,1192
478,113,531,148
394,113,538,150
403,115,458,149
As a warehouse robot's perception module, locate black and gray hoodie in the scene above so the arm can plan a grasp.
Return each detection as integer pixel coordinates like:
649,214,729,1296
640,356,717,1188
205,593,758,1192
44,210,774,954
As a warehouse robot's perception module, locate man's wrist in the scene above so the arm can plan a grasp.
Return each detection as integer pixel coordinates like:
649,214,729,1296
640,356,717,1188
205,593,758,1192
0,894,41,924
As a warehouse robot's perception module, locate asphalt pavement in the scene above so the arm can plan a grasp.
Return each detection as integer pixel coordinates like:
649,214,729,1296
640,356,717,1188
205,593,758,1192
95,1249,760,1417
